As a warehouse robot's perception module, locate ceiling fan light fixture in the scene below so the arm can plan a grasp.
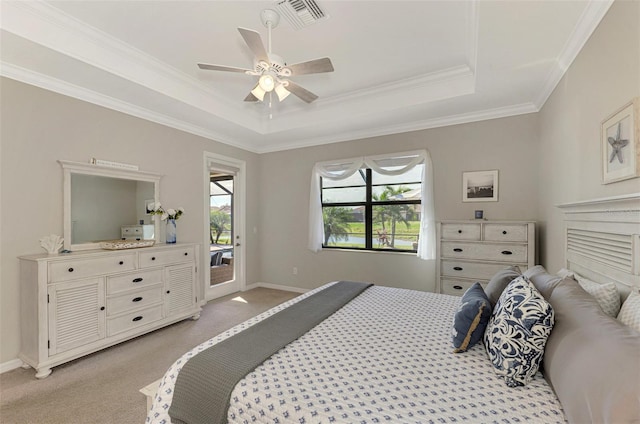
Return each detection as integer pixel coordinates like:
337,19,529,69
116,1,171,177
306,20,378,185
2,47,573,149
275,83,291,101
250,84,267,101
258,73,276,92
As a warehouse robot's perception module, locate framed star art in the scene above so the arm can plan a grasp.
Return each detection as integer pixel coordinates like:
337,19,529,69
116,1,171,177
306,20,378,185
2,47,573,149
601,97,639,184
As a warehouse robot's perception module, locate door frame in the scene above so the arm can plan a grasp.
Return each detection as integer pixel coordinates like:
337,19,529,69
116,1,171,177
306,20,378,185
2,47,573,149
203,151,246,301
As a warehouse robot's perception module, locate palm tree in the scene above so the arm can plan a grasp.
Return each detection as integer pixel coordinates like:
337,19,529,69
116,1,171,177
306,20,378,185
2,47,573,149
210,209,230,244
380,185,411,247
322,207,352,245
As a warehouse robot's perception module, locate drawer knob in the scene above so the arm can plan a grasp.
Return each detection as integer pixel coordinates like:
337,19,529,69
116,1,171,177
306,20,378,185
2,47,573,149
119,261,124,265
151,257,156,261
100,306,105,311
132,297,143,302
453,285,463,290
166,290,171,294
502,230,507,235
502,250,513,255
457,230,462,234
453,266,463,271
68,267,74,273
132,277,143,283
453,248,463,252
132,316,143,322
184,252,188,256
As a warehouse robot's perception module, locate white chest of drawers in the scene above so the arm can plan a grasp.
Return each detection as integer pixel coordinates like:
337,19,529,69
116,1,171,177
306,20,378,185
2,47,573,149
436,221,535,296
19,243,201,378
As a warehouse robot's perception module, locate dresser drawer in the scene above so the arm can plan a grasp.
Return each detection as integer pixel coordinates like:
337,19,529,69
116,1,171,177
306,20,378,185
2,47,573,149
441,279,488,296
441,223,481,241
441,241,527,262
139,247,195,268
49,254,136,283
106,305,163,336
484,224,529,242
107,285,163,316
441,259,524,280
107,269,163,294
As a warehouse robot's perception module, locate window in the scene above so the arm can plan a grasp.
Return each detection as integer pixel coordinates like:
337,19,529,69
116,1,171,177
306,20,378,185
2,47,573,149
309,150,436,259
321,166,423,251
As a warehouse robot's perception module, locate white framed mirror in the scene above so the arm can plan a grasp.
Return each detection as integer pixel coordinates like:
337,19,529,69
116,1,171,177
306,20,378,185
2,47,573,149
59,160,162,251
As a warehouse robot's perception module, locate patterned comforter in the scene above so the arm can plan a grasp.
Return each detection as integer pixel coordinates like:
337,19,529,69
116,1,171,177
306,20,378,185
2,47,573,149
147,283,565,423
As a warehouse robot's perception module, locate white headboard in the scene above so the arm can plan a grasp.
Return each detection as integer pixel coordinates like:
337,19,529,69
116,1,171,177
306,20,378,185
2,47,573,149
557,193,640,299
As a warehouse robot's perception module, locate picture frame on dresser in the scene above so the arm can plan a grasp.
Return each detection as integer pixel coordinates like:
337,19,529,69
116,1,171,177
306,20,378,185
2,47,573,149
601,97,639,184
462,170,498,202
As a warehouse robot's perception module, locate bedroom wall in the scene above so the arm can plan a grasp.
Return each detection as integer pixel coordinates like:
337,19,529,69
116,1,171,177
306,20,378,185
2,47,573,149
0,78,260,366
537,0,640,273
256,114,540,293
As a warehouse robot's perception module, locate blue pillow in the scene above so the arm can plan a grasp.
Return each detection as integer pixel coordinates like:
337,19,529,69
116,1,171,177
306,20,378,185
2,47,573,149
484,276,555,387
451,282,492,353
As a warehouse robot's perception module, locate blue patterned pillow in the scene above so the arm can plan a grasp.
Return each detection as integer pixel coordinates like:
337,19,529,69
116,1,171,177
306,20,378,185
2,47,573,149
484,276,555,387
452,282,492,353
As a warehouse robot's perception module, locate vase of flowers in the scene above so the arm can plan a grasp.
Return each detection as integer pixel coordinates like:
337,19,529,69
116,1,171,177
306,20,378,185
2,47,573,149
149,202,184,244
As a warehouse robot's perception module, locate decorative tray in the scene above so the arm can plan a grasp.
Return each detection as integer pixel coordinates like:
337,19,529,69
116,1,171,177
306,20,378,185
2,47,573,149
100,239,155,250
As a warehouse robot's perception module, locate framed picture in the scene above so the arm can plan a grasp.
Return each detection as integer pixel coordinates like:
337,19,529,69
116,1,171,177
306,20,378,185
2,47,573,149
463,170,498,202
601,97,639,184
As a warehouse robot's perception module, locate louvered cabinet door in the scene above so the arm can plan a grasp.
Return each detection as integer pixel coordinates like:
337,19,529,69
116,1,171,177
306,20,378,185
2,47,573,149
48,278,106,355
164,264,196,316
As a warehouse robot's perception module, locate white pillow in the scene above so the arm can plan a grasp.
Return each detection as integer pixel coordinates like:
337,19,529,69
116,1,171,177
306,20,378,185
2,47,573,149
556,269,621,317
574,275,621,317
618,290,640,332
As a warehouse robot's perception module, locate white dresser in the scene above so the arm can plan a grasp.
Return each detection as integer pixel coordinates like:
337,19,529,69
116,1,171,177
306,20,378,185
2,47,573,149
436,220,535,296
19,243,201,378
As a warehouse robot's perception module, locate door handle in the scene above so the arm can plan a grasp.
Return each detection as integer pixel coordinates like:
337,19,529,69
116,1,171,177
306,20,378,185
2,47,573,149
235,243,241,247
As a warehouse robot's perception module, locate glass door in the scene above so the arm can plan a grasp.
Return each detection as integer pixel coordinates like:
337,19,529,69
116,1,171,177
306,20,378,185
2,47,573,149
209,173,235,287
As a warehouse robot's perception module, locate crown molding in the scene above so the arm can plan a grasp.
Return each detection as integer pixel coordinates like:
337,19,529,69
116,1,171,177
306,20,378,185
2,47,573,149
256,102,538,153
534,0,614,109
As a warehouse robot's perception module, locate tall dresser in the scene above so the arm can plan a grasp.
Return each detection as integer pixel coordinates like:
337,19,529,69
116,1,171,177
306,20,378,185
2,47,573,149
436,221,535,296
19,243,201,378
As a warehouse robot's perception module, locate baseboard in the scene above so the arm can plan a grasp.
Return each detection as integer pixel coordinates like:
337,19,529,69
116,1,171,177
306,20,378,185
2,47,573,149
244,282,308,294
1,358,24,374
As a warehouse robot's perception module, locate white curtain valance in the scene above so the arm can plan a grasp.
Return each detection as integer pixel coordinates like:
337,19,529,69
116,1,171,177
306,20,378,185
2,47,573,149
308,150,436,260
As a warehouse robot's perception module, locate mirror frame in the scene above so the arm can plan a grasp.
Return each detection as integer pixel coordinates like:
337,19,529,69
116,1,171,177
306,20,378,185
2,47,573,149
59,160,162,251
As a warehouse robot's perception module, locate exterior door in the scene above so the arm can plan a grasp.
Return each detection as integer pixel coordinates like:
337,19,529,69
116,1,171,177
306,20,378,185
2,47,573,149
204,152,245,300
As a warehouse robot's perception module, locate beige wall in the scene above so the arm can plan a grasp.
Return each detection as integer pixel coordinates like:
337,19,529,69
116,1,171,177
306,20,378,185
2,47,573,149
0,78,260,364
257,114,540,292
537,0,640,273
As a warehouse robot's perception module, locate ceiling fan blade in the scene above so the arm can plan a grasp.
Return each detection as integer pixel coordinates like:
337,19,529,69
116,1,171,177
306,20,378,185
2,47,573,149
238,27,269,63
198,63,252,73
244,92,259,102
285,81,319,103
285,57,334,76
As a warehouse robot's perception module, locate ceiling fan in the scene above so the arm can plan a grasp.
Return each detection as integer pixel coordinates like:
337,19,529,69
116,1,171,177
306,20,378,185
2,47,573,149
197,9,334,104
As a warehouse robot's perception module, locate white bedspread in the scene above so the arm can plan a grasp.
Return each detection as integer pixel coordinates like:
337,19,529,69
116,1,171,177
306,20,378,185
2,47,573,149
147,283,565,423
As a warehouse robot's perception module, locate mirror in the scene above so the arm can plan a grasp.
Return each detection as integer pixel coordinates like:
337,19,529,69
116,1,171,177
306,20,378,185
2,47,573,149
60,160,162,250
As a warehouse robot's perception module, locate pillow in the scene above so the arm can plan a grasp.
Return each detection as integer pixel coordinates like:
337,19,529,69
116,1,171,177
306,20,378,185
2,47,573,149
484,265,521,307
617,290,640,332
451,282,492,353
575,275,621,317
544,278,640,423
523,265,563,299
556,268,621,317
484,276,555,387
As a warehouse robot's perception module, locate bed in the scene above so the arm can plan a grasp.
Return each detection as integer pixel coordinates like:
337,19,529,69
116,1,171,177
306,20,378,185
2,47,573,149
145,194,640,424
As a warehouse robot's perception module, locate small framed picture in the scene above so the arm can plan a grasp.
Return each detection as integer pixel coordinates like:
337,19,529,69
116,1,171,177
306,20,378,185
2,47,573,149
601,97,639,184
463,170,498,202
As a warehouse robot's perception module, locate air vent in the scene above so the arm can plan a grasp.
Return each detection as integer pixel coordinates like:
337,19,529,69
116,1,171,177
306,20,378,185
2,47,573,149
274,0,328,30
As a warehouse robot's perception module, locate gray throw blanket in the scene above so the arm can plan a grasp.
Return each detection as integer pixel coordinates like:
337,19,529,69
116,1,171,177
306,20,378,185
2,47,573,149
168,281,373,424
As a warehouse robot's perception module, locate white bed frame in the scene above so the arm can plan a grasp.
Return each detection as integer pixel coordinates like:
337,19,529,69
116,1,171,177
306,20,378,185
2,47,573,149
557,193,640,299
